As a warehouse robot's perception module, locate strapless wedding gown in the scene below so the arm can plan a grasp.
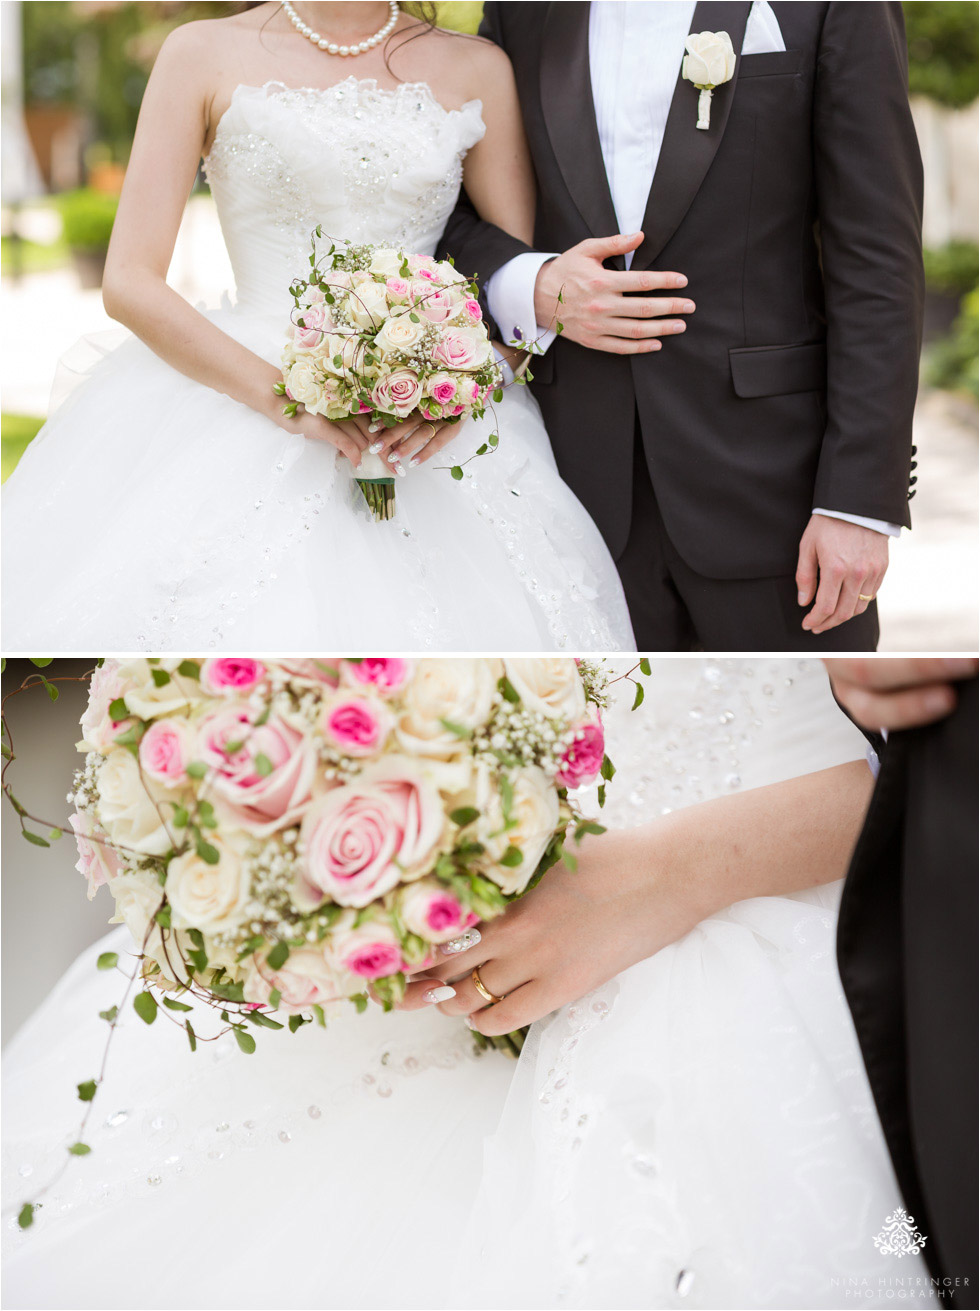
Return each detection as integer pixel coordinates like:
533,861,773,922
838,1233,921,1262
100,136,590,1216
0,80,633,652
2,660,929,1309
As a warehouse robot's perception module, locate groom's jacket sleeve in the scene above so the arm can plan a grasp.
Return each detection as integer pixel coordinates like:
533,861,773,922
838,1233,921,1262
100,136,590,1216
437,2,536,331
810,2,924,528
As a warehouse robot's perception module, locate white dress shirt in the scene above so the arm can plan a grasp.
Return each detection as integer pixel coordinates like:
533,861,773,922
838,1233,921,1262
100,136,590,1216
485,1,899,537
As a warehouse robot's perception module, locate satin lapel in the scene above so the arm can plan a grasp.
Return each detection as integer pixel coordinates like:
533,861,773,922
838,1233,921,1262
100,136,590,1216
632,0,752,271
540,2,619,242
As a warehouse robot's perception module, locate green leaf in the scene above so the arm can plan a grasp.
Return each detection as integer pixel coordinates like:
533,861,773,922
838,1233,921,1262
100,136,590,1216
133,991,158,1025
171,804,189,829
450,806,480,828
311,1003,327,1027
22,830,49,847
99,1005,118,1023
233,1028,257,1055
597,783,607,809
185,1020,197,1053
556,321,564,334
498,676,520,704
438,717,472,739
195,838,220,866
500,845,524,868
154,904,172,929
632,682,645,711
575,820,607,840
49,827,63,840
96,952,119,971
187,949,208,973
108,697,129,721
162,996,193,1013
266,941,290,971
68,1142,92,1156
450,465,464,481
254,753,274,778
493,387,504,403
77,1079,97,1102
639,658,652,676
186,761,207,779
268,988,282,1011
177,660,201,679
600,754,616,782
151,669,171,687
288,1014,306,1033
236,935,266,962
17,1203,34,1229
351,993,369,1014
247,1010,284,1030
562,850,579,873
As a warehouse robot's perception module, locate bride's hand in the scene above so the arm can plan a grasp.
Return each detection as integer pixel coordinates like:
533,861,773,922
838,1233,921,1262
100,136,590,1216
271,405,370,468
396,827,704,1036
355,412,467,471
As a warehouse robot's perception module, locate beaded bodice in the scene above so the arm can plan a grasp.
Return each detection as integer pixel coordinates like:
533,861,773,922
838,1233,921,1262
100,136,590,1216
202,79,485,312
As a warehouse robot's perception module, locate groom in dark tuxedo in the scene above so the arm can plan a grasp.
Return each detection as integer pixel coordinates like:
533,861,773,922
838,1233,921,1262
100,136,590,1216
441,2,924,651
830,659,978,1307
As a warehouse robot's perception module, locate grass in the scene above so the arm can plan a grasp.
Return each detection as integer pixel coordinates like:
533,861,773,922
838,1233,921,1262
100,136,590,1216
1,235,70,277
2,414,44,483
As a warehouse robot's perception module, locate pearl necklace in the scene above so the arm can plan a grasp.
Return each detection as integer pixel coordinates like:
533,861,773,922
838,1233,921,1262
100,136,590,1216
282,1,400,57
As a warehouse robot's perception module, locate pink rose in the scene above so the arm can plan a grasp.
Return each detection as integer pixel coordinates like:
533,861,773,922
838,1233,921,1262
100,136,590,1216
429,377,458,406
79,661,133,752
70,811,123,900
372,369,423,417
556,716,605,789
138,717,192,786
330,921,405,979
296,758,445,909
386,276,411,303
321,694,392,757
243,946,346,1015
450,404,466,416
200,658,267,697
417,289,454,323
463,298,482,324
198,704,317,835
292,303,327,349
399,878,477,944
341,658,413,696
278,660,341,686
432,327,487,371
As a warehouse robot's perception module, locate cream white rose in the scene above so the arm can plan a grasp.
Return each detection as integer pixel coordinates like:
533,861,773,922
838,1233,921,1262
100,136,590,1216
108,870,187,979
243,945,347,1015
475,764,560,895
114,659,197,721
285,357,325,408
503,658,586,722
395,659,501,759
348,280,390,329
375,314,425,354
369,249,405,278
320,333,365,377
682,30,736,87
165,840,251,933
97,748,172,856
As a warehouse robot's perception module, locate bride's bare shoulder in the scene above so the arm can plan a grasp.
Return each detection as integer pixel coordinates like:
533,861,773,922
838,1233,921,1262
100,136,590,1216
407,23,516,106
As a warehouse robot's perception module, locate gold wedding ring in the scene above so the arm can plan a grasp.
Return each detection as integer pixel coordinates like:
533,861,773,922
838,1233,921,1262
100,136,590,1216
471,966,506,1005
418,423,436,442
858,593,876,602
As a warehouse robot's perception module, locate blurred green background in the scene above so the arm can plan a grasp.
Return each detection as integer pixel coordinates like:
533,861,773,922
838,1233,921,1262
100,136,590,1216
2,0,977,484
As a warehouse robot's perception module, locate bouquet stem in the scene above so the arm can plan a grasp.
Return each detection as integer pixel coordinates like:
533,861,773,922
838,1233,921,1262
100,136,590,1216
356,477,396,521
472,1026,529,1060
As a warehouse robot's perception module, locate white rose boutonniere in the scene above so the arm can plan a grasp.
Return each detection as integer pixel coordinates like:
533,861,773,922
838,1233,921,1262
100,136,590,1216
682,30,737,131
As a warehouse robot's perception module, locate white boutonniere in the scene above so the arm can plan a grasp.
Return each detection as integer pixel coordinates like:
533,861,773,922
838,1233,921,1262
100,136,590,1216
682,31,737,130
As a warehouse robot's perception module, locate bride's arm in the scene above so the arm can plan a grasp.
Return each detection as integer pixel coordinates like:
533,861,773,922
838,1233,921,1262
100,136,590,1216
399,759,874,1033
99,24,366,466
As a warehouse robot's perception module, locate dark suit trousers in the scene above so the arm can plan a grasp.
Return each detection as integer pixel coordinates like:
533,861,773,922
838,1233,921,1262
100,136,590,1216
615,429,880,652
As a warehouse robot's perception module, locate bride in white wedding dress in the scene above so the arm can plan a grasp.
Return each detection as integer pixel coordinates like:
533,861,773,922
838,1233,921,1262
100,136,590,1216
0,4,633,651
3,659,929,1310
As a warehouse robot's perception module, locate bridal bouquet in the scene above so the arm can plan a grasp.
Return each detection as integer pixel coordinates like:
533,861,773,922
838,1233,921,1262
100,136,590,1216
69,657,611,1042
276,231,503,521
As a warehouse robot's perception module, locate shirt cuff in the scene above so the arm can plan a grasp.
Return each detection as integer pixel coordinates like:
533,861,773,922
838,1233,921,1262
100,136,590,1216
485,250,560,355
812,509,901,538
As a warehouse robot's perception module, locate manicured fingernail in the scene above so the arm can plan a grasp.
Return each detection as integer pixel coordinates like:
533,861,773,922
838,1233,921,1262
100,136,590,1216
441,928,481,955
409,458,420,468
387,452,398,464
394,461,406,478
368,421,382,433
423,985,456,1004
465,1016,478,1031
369,441,383,454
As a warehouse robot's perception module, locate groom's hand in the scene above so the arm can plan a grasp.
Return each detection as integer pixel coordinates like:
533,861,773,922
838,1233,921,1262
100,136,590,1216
796,515,889,634
825,658,977,730
533,233,694,355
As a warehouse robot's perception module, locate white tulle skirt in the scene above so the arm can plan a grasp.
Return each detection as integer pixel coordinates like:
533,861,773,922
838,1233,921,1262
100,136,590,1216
0,306,634,652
